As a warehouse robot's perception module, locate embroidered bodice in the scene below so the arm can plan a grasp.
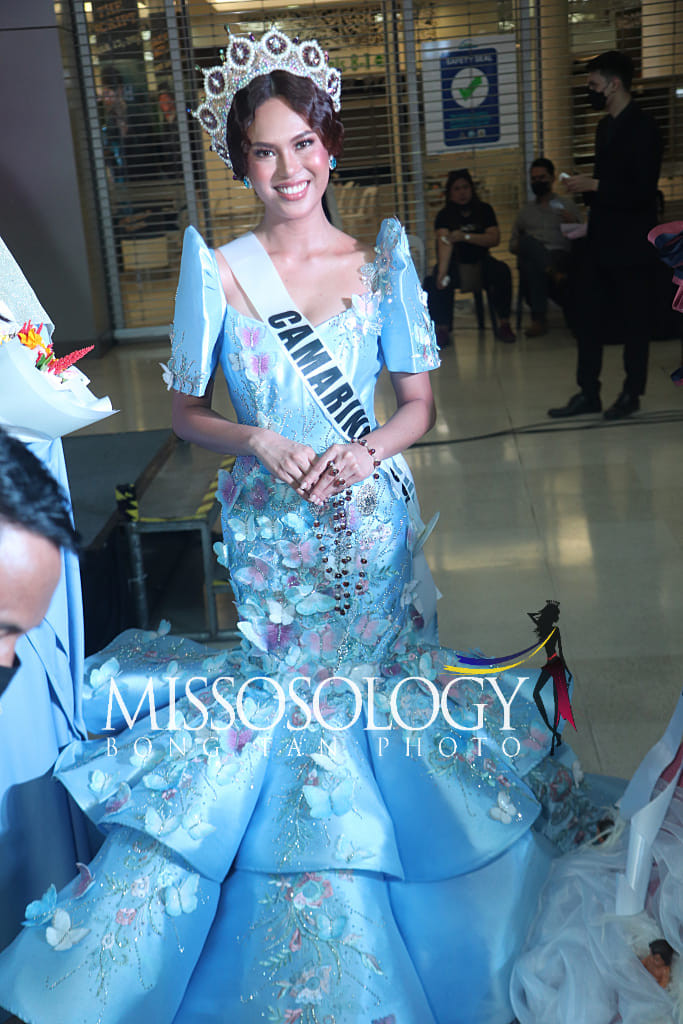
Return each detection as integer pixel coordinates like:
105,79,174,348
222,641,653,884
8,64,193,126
168,218,439,450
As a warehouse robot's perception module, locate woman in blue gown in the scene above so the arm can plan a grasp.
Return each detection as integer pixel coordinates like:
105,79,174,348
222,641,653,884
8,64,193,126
0,30,606,1024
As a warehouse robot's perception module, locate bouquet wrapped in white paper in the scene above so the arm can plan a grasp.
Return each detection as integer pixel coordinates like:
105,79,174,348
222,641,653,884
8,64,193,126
0,232,116,441
0,312,115,442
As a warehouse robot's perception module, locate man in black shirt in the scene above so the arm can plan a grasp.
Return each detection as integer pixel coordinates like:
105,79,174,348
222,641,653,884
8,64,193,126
548,50,663,419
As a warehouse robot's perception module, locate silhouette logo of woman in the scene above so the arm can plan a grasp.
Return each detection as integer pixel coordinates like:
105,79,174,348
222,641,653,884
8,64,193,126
528,600,576,755
445,600,577,755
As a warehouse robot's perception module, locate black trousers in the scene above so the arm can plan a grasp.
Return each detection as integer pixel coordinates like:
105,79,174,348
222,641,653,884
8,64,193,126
575,252,654,398
517,235,570,318
425,254,512,329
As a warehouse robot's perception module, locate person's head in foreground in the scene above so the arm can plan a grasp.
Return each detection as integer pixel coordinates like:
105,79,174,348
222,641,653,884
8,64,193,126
0,429,78,684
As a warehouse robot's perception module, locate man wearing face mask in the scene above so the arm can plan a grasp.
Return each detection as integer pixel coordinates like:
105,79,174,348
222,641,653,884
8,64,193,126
510,158,581,337
549,50,663,419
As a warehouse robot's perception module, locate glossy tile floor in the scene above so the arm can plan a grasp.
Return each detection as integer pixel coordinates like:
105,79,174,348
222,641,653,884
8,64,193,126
81,308,683,779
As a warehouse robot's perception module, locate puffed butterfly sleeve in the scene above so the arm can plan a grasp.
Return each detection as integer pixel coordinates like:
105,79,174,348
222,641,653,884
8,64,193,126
374,218,440,373
167,226,226,396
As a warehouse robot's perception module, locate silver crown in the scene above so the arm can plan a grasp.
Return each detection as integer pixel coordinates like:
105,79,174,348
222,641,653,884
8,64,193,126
193,28,342,171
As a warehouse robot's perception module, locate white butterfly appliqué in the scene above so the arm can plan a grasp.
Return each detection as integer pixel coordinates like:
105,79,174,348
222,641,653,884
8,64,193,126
87,656,121,692
46,909,90,951
488,790,519,825
303,777,354,820
159,362,174,391
161,873,199,917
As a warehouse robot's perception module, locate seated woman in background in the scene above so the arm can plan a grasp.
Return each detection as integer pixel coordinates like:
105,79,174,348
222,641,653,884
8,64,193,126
425,168,515,346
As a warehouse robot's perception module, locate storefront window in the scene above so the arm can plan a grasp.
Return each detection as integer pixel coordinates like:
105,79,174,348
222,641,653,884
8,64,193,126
60,0,682,335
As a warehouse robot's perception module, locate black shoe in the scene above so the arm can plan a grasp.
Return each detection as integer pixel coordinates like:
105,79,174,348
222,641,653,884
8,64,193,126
603,392,640,420
548,392,602,418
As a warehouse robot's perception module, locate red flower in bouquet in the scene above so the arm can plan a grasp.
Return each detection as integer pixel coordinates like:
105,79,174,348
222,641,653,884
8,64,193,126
47,346,94,376
11,320,93,375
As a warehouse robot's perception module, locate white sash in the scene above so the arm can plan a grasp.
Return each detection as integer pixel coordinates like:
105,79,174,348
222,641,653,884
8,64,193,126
220,233,371,438
219,233,438,554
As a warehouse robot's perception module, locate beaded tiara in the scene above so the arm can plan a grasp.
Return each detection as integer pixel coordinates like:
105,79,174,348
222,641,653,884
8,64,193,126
194,28,342,171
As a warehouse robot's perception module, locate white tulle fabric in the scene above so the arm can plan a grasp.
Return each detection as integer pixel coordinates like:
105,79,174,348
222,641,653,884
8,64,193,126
511,782,683,1024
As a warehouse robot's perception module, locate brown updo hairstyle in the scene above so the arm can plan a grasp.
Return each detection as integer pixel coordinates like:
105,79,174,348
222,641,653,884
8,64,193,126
226,70,344,179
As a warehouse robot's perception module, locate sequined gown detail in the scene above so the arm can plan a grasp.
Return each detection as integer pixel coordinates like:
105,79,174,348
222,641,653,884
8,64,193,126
0,221,592,1024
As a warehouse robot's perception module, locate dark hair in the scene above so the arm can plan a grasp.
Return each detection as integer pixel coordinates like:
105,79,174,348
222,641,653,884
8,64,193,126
226,71,344,179
587,50,634,91
101,64,124,92
649,939,676,966
0,429,79,552
531,157,555,176
528,600,560,639
445,168,479,202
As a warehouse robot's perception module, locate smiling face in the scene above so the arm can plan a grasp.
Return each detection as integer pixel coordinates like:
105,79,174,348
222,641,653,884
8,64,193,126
246,97,330,218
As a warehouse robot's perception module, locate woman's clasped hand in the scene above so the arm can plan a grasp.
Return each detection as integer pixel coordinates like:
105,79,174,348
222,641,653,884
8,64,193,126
246,429,379,503
296,440,379,504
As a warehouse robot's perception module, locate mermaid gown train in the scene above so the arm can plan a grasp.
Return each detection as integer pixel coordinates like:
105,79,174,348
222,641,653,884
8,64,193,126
0,221,607,1024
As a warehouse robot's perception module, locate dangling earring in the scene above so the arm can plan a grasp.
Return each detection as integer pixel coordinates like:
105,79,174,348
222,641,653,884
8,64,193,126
243,176,252,189
328,156,337,171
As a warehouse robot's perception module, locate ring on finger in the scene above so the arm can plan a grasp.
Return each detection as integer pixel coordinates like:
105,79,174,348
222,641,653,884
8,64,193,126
327,463,339,477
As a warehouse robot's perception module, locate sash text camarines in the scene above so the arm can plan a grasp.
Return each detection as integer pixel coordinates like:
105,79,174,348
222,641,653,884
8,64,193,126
268,310,371,438
104,673,527,735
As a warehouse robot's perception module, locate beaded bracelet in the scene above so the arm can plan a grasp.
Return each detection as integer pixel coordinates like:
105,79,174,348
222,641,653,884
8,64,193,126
355,437,381,480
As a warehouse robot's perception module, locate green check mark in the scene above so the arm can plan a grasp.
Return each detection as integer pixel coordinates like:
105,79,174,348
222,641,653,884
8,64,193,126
459,75,483,100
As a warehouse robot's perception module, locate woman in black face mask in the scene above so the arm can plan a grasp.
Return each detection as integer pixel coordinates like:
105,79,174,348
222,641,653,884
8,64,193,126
424,168,516,346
